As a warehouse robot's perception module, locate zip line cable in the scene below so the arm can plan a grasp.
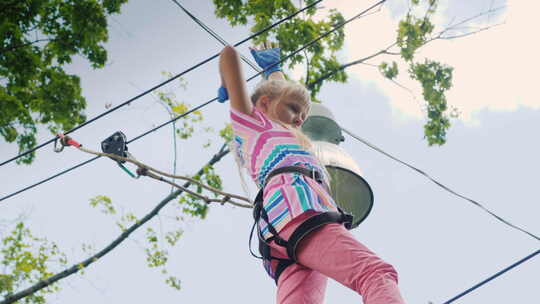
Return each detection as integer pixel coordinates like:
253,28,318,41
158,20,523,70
0,0,323,168
340,127,540,242
124,0,385,142
0,0,386,203
442,249,540,303
170,0,262,73
168,1,263,193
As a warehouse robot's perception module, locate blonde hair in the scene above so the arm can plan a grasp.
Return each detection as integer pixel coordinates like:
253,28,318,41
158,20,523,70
251,79,313,149
232,79,330,192
251,79,333,183
251,79,310,107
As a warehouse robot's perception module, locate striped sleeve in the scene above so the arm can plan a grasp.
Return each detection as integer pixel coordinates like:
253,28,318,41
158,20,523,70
230,107,273,168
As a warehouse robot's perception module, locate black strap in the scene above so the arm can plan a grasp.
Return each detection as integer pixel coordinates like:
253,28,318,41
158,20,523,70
274,260,294,284
259,204,288,246
253,165,325,223
249,165,351,284
286,211,352,261
264,165,324,186
253,165,325,246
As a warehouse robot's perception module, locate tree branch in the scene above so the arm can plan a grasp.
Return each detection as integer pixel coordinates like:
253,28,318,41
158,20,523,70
437,22,504,40
307,42,396,89
308,4,505,90
0,38,52,53
428,6,505,43
0,144,232,304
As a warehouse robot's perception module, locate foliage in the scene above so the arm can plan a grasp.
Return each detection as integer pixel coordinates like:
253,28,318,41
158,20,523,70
144,227,182,290
213,0,347,101
0,0,128,164
89,195,116,215
379,61,399,80
0,222,67,303
219,123,233,143
396,1,436,61
87,195,184,291
178,165,223,219
409,59,453,145
81,76,226,292
158,92,204,140
86,162,223,291
153,72,204,140
379,0,454,145
214,0,459,145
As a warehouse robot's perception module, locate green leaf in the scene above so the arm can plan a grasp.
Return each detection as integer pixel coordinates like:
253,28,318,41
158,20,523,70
213,0,346,98
409,59,453,145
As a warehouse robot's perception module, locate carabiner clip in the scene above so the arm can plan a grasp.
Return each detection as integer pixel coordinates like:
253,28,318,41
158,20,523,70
54,133,81,152
54,134,66,153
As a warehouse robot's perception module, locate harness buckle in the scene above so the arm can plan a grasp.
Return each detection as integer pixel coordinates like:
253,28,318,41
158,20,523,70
310,168,323,184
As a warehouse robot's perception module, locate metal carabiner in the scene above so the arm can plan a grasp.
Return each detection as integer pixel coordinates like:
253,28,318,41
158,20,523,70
54,134,66,153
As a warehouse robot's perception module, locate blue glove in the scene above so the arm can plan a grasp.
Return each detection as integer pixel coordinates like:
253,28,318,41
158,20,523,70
217,86,229,103
250,47,282,79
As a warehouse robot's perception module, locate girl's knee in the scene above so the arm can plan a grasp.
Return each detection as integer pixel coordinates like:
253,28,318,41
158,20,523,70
351,259,399,293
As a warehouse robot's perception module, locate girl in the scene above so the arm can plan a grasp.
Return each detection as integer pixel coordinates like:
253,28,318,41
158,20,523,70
218,44,405,304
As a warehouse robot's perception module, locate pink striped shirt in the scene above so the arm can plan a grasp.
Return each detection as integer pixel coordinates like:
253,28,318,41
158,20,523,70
230,107,338,239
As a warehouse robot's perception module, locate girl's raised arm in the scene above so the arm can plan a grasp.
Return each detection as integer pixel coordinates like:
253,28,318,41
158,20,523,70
219,46,252,115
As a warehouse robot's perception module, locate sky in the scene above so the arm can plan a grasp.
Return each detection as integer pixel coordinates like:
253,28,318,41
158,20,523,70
1,1,539,303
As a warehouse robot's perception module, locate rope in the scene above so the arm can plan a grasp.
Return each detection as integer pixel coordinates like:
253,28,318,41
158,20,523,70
0,0,384,203
0,99,209,203
340,127,540,242
0,0,323,168
70,141,252,208
0,143,232,304
442,249,540,303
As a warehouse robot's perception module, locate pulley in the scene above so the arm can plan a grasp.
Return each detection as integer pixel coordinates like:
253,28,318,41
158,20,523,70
101,131,138,178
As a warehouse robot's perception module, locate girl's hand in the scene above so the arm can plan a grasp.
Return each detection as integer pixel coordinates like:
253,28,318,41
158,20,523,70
217,86,229,103
249,41,282,79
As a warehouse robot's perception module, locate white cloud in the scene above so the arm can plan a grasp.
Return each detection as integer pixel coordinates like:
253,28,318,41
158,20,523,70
318,0,540,124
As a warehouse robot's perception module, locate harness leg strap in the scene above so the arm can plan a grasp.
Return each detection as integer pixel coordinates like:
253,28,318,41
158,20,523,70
285,211,350,262
274,260,294,284
249,165,354,284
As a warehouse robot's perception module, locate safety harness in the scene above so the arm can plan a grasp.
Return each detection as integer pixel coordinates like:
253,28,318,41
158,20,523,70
250,165,353,284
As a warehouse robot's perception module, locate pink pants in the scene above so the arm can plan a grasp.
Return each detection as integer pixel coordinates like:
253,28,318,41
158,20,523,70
267,212,405,304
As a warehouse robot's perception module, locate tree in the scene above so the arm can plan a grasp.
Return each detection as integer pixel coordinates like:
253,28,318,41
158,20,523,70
0,222,67,304
0,74,238,303
0,0,128,164
214,0,348,102
213,0,499,146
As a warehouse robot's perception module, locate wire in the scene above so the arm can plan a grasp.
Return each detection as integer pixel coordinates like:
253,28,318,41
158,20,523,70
67,142,253,207
340,127,540,242
0,156,100,202
0,0,385,204
0,0,323,168
442,249,540,303
170,0,261,73
0,98,212,203
242,0,387,84
169,1,262,195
